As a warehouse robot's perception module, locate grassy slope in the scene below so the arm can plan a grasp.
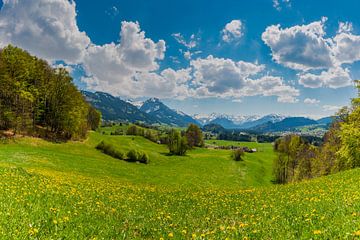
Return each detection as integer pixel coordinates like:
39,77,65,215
0,133,359,239
0,132,275,189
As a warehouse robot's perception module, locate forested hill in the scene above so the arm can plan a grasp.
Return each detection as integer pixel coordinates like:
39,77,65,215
0,45,100,140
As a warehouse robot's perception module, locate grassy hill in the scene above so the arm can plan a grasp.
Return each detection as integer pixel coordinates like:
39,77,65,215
0,132,359,239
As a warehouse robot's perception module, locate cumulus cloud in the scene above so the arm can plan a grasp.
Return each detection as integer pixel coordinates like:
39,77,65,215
190,56,299,102
304,98,320,104
82,21,166,97
262,19,360,89
262,17,333,71
332,23,360,65
0,0,300,103
0,0,90,64
221,20,243,43
298,67,352,88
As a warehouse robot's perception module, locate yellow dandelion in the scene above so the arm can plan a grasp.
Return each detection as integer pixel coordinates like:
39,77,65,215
313,230,322,235
168,232,174,238
354,230,360,236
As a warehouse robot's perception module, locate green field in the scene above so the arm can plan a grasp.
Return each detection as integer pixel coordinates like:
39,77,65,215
0,132,359,239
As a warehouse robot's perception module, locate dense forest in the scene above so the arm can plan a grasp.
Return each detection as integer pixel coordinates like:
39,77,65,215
273,81,360,183
0,45,101,140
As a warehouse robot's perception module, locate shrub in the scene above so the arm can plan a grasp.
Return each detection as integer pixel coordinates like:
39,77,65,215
96,141,124,160
140,152,150,164
126,149,140,161
126,149,149,164
232,148,245,161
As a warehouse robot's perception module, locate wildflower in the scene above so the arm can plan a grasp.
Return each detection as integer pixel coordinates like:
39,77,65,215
53,219,58,225
168,232,174,238
313,230,322,235
182,229,187,235
28,227,39,236
354,230,360,236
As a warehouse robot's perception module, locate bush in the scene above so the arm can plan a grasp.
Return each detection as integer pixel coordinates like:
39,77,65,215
140,152,150,164
232,148,245,161
126,149,140,161
96,141,124,160
126,149,149,164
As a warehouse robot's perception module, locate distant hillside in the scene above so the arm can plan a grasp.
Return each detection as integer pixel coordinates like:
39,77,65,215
208,117,239,129
82,91,160,124
317,116,336,125
252,117,318,132
202,123,226,133
140,98,200,127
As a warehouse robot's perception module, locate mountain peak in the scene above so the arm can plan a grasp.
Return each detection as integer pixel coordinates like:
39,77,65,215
146,97,161,103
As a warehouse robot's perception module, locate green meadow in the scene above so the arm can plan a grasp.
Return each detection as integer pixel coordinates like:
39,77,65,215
0,131,359,239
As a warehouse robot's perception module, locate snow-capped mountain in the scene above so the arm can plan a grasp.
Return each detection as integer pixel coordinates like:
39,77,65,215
82,91,160,124
193,113,260,125
140,98,200,127
125,99,143,108
193,113,286,129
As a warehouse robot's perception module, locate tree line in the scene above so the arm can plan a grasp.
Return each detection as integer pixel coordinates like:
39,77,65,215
124,123,204,156
273,81,360,183
0,45,101,140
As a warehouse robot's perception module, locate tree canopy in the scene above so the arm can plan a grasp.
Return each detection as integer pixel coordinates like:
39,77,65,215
0,45,101,140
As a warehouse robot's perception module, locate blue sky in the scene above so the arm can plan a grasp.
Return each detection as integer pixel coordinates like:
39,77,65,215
0,0,359,118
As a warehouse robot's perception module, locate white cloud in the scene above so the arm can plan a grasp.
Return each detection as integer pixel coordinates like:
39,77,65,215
298,67,352,88
337,21,353,33
262,19,360,89
304,98,320,104
262,17,334,71
0,0,90,64
250,76,299,103
190,56,299,103
323,105,342,112
221,20,243,43
191,55,264,94
273,0,291,11
332,24,360,65
172,33,198,49
172,33,201,60
133,68,192,99
0,0,300,103
82,21,166,97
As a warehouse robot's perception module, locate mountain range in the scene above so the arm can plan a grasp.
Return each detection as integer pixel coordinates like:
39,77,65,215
82,91,334,133
140,98,200,127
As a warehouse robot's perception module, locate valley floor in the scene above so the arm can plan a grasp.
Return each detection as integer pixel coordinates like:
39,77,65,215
0,132,359,239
